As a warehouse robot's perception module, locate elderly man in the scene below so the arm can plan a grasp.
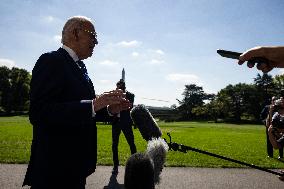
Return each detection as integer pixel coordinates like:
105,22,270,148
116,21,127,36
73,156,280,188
23,16,131,189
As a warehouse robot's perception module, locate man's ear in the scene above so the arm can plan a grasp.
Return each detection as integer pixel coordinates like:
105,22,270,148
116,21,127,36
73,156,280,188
72,28,80,41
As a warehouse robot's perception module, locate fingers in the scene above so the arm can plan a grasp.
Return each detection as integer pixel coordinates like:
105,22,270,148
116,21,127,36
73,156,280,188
238,47,274,72
95,89,129,108
247,61,255,68
256,62,273,73
108,101,132,114
238,46,264,64
102,95,128,106
241,61,272,73
238,47,264,67
101,89,125,98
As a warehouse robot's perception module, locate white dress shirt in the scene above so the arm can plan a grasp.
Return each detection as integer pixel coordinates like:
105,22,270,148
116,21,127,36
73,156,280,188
62,45,96,117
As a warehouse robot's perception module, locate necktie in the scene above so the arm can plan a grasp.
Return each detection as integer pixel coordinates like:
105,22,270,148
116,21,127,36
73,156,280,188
76,60,91,82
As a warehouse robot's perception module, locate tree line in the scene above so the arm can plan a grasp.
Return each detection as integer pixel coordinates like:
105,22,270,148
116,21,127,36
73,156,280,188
0,65,283,123
0,66,31,115
172,73,284,123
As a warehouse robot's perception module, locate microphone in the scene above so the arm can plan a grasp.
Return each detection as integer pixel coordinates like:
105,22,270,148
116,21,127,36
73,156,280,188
130,104,162,141
146,138,169,184
124,136,169,187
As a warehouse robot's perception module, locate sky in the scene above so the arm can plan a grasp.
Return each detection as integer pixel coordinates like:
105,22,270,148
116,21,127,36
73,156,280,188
1,0,284,107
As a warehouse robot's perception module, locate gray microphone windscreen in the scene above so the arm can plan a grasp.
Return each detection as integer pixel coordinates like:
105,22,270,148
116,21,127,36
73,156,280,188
130,104,162,141
147,138,169,184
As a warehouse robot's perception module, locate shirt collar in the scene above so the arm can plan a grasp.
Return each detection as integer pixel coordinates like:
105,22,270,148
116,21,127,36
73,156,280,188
62,45,79,62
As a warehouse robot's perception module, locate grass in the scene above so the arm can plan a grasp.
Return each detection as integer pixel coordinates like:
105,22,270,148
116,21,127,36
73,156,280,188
0,116,284,169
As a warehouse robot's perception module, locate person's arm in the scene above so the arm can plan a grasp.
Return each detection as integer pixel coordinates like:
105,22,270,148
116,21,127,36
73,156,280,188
267,105,275,127
30,54,130,126
238,46,284,73
268,125,282,149
268,113,283,149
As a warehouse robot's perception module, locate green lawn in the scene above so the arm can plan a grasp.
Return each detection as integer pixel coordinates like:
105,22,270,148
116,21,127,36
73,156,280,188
0,116,283,169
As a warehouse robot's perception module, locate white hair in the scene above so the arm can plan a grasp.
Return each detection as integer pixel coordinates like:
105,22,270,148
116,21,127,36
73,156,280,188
61,16,93,44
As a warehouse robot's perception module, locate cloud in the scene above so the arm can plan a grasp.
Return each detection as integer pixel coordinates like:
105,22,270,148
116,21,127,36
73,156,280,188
99,79,111,84
150,59,164,64
132,52,139,57
53,35,61,42
279,69,284,74
0,58,16,68
43,16,55,23
166,73,203,85
155,49,165,55
98,60,119,66
116,40,141,48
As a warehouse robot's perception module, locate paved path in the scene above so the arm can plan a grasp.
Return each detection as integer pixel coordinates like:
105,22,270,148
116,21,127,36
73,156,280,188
1,164,283,189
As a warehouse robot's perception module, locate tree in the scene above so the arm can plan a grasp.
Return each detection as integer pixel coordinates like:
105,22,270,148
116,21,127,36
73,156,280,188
9,67,31,112
177,73,282,123
213,83,260,122
177,84,213,120
0,66,11,113
273,74,284,92
0,66,31,114
254,73,275,104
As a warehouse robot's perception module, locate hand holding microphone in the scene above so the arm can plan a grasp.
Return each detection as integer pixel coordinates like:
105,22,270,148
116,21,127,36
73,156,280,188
217,46,284,73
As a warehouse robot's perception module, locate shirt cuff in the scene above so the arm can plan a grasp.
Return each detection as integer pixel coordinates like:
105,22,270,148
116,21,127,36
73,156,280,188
107,105,120,117
91,100,96,117
80,100,96,117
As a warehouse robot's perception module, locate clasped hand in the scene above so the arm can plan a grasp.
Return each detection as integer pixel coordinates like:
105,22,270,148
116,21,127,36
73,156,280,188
93,89,131,114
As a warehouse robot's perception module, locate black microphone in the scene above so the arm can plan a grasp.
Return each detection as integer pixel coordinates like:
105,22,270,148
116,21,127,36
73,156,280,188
130,104,162,141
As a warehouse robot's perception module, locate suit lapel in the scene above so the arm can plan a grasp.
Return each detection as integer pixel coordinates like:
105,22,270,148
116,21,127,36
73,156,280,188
57,48,96,97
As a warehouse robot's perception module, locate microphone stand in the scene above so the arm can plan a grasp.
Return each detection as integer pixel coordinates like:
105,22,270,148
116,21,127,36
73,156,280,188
164,133,284,176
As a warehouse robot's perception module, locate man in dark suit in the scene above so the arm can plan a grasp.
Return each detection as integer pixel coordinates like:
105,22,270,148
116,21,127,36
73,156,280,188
111,79,137,174
23,16,131,189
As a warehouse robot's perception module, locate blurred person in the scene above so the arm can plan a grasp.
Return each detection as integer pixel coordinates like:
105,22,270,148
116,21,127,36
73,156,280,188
267,97,284,159
238,46,284,73
111,79,136,174
268,98,284,158
260,97,276,158
23,16,131,189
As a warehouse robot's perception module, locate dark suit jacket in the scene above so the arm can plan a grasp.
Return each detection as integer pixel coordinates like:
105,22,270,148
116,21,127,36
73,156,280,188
113,91,134,126
23,48,110,187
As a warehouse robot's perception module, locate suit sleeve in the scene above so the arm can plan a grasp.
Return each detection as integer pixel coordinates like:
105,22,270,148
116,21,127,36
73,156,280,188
127,92,135,104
